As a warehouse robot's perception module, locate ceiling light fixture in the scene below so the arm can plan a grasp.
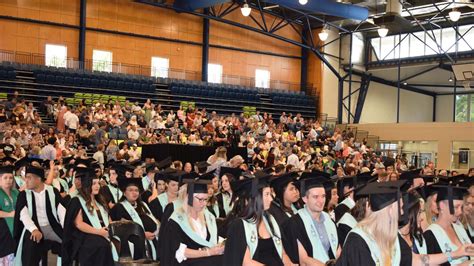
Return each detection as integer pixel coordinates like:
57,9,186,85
449,9,461,22
241,2,251,17
403,82,408,86
377,25,388,37
318,25,329,42
299,0,308,5
449,76,453,82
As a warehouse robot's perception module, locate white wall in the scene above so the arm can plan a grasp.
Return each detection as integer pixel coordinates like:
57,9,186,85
435,95,454,122
321,29,341,119
359,82,433,123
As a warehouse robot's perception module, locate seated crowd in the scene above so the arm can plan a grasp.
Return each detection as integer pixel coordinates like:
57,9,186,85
0,92,474,266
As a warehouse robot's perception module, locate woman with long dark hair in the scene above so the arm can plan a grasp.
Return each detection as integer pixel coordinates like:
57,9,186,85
268,172,300,226
110,178,160,261
399,192,427,254
214,167,240,218
62,167,115,265
224,173,293,265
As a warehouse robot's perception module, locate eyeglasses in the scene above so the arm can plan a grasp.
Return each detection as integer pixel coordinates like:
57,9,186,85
194,196,209,203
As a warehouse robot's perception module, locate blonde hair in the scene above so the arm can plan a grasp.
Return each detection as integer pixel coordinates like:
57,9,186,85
177,190,207,234
425,194,438,225
357,201,399,265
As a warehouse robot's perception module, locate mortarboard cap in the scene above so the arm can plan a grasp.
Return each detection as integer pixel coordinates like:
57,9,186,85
155,157,173,170
1,156,17,165
299,171,333,195
183,171,214,206
75,168,97,189
233,172,272,199
195,161,210,172
311,169,331,179
167,169,187,184
25,165,45,180
74,158,93,168
118,178,144,193
14,157,29,171
220,167,242,179
414,184,438,201
62,156,75,165
435,184,468,214
399,169,422,185
271,171,299,200
0,165,14,175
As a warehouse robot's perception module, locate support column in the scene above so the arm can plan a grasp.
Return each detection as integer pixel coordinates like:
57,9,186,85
79,0,87,69
300,27,309,93
432,95,437,122
201,8,210,82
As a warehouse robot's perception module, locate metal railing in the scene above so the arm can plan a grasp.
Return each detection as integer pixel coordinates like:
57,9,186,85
0,49,313,93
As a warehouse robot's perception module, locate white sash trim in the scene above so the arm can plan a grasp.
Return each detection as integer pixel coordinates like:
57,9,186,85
158,193,169,210
169,209,218,248
338,197,355,210
242,215,283,260
427,223,472,264
351,227,401,266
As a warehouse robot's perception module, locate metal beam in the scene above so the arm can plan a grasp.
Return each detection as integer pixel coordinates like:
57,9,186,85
348,68,436,96
79,0,86,69
399,64,440,82
432,95,436,122
301,27,309,93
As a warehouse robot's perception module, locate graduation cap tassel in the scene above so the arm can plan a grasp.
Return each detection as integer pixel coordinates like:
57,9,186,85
448,185,454,215
188,182,195,206
251,178,258,197
300,180,306,197
402,193,409,224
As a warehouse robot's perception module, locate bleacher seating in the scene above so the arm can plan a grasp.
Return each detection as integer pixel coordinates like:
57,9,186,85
0,65,16,80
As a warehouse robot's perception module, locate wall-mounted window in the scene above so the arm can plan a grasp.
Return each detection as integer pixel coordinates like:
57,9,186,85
92,50,113,72
151,57,169,78
255,69,270,88
45,44,67,68
208,63,223,83
455,94,474,122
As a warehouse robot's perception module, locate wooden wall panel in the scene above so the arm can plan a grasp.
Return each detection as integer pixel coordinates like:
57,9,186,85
0,0,317,89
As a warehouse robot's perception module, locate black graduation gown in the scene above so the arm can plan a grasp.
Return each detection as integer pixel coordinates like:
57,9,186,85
337,223,353,247
267,201,294,228
466,227,474,243
334,203,350,223
160,218,224,266
62,197,114,266
335,233,411,266
285,214,336,264
13,187,64,266
423,229,471,266
223,218,283,266
145,195,165,222
0,218,15,257
215,193,229,219
110,203,158,260
157,201,175,260
99,184,120,206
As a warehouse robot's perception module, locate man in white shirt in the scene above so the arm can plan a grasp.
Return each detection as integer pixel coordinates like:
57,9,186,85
128,125,140,141
62,106,72,129
66,109,79,133
14,165,66,265
40,137,57,161
287,147,300,168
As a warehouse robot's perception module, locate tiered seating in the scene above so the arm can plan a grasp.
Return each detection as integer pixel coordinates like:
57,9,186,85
0,65,16,80
33,67,155,92
269,91,314,107
170,80,260,103
65,93,127,106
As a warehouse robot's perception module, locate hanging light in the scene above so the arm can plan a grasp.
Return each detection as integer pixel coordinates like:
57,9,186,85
377,25,389,38
318,25,329,42
241,3,251,17
449,76,454,82
299,0,308,5
449,9,461,22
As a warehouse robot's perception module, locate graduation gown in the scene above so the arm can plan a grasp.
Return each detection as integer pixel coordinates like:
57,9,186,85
267,201,297,227
0,188,18,257
335,232,410,266
424,223,472,266
334,197,355,223
215,192,233,218
157,201,179,264
13,186,64,266
99,184,123,207
62,196,115,266
144,192,171,222
223,216,284,266
466,224,474,243
110,202,159,260
336,212,358,246
160,209,223,266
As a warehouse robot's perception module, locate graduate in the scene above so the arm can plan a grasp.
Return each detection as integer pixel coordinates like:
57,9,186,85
424,185,474,265
13,165,66,266
0,165,19,265
224,172,293,266
268,171,300,226
110,178,160,261
214,167,241,218
148,168,181,221
160,171,224,266
336,189,369,246
399,191,428,254
285,173,340,265
334,172,373,223
99,165,123,209
61,167,115,266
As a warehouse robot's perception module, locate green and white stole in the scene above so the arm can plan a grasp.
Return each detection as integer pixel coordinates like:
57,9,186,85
157,193,169,210
414,236,427,255
0,188,18,236
337,212,357,244
242,215,283,260
297,207,338,263
468,224,474,239
78,196,119,261
53,178,69,194
14,176,24,188
338,196,355,210
351,227,401,266
108,184,123,204
14,185,60,266
169,209,218,248
221,193,233,215
142,176,151,192
120,200,159,260
427,223,472,264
